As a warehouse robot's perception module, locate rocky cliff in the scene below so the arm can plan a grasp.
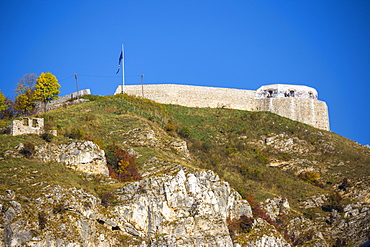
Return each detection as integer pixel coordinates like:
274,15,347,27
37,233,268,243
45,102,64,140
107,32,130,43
0,157,296,247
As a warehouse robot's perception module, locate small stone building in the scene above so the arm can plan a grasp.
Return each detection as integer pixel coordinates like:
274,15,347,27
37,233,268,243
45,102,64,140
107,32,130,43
11,118,45,136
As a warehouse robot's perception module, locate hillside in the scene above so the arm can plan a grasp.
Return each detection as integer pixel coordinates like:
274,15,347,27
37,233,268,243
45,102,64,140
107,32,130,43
0,94,369,246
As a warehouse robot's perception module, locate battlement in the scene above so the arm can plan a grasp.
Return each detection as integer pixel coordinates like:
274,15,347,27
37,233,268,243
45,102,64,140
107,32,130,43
115,84,330,131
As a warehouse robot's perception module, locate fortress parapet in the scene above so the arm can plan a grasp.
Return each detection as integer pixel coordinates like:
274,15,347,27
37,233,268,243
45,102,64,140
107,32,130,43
255,84,318,99
254,84,329,131
115,84,330,131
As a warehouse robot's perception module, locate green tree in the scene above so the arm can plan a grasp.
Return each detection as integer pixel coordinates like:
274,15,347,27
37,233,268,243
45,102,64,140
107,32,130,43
0,97,16,120
14,73,37,115
33,72,61,111
0,90,8,112
2,98,17,119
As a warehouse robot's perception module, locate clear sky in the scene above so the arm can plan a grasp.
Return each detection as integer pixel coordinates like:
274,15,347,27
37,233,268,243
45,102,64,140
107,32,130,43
1,0,369,145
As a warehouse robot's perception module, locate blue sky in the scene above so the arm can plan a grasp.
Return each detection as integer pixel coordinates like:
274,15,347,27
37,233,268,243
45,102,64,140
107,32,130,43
1,0,369,145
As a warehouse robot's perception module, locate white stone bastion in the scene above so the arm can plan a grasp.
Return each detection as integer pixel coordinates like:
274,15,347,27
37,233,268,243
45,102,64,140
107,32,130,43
115,84,330,131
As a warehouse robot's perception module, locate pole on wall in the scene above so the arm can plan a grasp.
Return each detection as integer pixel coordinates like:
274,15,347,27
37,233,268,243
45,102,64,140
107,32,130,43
74,74,79,98
141,74,144,97
121,44,125,94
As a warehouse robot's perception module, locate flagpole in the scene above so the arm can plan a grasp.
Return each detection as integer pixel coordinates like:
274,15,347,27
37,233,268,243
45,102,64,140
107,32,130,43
121,44,125,94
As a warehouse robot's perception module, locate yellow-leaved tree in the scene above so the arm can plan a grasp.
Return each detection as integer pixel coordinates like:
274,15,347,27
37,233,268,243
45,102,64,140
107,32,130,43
33,72,61,111
14,73,37,115
0,90,8,112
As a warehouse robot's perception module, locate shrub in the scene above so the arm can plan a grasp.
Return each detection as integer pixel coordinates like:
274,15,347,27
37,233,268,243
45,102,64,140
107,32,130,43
38,211,47,229
106,146,142,182
322,192,343,212
227,215,254,237
177,126,191,138
239,215,254,232
65,128,84,139
338,178,350,191
41,133,54,142
82,114,96,121
164,121,177,136
100,191,115,206
20,142,35,158
247,194,276,226
298,171,320,184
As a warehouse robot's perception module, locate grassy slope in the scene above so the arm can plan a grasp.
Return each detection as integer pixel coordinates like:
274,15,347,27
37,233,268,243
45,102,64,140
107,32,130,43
1,94,369,214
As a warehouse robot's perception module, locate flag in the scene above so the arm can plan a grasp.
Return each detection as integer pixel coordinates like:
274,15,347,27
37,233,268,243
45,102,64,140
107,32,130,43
116,51,123,74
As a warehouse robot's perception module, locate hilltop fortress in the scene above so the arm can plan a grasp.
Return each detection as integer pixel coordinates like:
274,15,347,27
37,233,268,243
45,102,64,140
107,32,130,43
115,84,330,131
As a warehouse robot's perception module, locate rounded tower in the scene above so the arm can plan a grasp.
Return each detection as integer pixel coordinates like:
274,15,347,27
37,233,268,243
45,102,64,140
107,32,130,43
255,84,318,99
254,84,329,131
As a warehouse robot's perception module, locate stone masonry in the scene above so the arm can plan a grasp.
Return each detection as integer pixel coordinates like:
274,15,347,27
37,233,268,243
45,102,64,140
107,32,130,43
115,84,330,131
10,118,45,136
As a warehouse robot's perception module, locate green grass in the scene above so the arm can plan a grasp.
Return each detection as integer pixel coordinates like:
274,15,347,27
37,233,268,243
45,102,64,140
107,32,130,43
0,158,124,201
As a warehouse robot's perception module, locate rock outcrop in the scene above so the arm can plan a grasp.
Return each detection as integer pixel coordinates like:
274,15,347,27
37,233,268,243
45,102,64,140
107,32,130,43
35,141,109,176
0,159,299,247
4,141,108,176
116,168,252,246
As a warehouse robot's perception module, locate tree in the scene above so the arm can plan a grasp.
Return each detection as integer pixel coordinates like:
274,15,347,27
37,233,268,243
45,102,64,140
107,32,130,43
0,90,8,112
14,73,37,115
33,72,61,111
0,98,15,120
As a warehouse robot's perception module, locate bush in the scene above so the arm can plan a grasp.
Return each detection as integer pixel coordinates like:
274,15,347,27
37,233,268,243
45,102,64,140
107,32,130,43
247,194,276,226
177,126,191,138
82,114,96,121
106,145,142,182
322,192,343,212
20,142,35,158
38,211,47,229
100,191,115,206
298,171,320,184
338,178,350,191
65,128,84,139
41,133,54,142
227,215,254,237
164,121,177,136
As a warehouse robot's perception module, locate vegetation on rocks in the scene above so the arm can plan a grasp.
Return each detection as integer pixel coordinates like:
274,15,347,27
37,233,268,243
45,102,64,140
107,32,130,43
0,93,369,246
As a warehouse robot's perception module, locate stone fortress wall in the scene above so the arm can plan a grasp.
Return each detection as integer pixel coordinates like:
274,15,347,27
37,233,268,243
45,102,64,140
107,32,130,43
50,89,91,105
115,84,330,131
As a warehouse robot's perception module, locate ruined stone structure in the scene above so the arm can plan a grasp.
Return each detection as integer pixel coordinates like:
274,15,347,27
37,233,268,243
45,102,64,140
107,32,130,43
11,118,45,136
49,89,91,105
34,89,91,114
115,84,330,131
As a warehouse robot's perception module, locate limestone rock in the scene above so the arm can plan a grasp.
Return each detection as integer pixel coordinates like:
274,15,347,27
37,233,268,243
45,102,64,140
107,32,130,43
116,168,252,246
325,201,370,245
237,218,291,247
122,128,162,148
286,216,328,246
0,185,121,247
300,194,327,209
264,133,314,153
35,141,109,176
170,140,190,158
4,150,23,159
121,127,191,160
260,197,290,220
